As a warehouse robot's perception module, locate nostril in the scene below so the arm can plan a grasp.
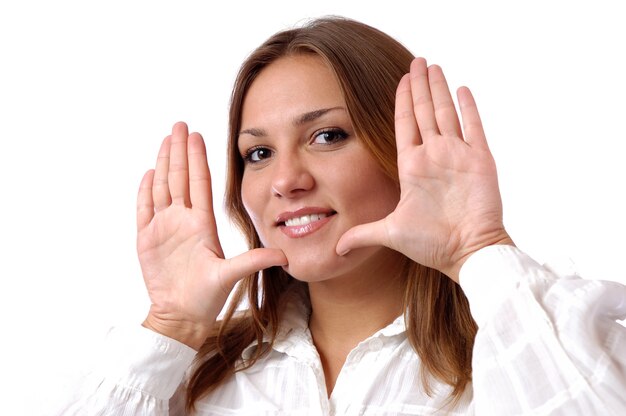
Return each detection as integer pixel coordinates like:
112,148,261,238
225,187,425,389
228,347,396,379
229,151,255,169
271,163,315,198
271,186,283,198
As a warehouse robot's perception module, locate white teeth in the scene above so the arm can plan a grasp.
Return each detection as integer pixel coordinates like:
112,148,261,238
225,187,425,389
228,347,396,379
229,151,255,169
285,213,328,227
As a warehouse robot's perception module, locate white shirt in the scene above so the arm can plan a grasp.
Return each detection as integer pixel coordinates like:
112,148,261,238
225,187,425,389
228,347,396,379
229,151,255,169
50,246,626,415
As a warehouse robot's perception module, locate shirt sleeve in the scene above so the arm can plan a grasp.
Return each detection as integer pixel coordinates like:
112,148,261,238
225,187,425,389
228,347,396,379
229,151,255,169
460,245,626,415
49,325,197,416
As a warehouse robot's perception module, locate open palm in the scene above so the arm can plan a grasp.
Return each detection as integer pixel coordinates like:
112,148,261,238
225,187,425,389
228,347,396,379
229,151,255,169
337,58,512,281
136,122,286,349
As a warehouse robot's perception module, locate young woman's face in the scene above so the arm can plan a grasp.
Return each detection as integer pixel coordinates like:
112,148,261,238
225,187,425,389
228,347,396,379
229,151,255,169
238,54,401,282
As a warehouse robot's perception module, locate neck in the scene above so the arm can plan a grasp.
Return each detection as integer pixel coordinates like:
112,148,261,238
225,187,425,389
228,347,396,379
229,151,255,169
306,248,406,395
308,274,404,343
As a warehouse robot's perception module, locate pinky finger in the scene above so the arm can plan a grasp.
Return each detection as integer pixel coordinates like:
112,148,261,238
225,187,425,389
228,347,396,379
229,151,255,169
457,87,488,148
137,169,155,231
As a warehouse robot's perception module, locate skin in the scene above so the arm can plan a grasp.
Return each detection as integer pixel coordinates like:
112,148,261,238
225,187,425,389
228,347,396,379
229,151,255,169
238,55,409,393
136,55,513,392
238,54,404,284
336,58,514,278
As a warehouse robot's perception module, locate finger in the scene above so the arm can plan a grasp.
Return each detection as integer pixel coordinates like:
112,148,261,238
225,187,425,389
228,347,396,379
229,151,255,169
168,122,191,206
187,132,213,213
187,132,222,257
137,169,155,231
220,248,288,291
153,135,172,210
409,58,440,140
336,219,390,256
457,87,488,149
395,73,422,152
428,65,463,138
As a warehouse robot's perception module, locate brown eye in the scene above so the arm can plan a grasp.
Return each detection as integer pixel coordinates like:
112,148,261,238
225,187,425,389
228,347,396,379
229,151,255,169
312,128,348,145
244,147,273,163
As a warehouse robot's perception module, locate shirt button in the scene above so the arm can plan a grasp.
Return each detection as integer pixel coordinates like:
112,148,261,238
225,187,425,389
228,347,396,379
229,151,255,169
368,337,383,352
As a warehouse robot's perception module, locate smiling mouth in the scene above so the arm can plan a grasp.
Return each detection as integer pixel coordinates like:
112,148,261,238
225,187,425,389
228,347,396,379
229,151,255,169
276,209,337,227
277,210,337,238
281,212,336,227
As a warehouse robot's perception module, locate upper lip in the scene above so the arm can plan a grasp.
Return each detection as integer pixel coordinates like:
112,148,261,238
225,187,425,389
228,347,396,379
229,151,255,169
275,207,336,226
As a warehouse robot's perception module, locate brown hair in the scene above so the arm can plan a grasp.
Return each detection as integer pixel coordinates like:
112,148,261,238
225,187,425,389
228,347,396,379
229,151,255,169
186,16,477,411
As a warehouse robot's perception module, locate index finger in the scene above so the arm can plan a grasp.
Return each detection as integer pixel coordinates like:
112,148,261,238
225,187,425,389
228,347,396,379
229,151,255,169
187,132,213,213
457,87,488,149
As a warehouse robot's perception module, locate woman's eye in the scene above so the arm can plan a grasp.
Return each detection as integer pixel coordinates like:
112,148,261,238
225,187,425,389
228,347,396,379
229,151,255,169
244,147,272,163
311,128,348,145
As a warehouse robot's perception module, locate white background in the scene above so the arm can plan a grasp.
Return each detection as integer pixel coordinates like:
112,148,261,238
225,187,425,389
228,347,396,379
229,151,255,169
1,1,625,413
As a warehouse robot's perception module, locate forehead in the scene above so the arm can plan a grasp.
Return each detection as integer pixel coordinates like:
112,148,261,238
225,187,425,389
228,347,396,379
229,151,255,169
240,54,346,129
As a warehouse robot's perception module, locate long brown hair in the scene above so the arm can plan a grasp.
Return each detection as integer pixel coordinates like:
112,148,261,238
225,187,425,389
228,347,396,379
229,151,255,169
186,16,477,411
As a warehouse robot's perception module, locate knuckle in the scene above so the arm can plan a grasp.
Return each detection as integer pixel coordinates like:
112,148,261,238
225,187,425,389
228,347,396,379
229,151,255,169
395,110,414,121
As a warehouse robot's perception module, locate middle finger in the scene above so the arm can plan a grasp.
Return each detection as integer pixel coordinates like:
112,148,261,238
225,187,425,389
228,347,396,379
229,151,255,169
428,65,462,138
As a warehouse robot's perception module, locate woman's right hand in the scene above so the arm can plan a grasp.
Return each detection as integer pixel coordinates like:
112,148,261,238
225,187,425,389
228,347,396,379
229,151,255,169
136,122,287,350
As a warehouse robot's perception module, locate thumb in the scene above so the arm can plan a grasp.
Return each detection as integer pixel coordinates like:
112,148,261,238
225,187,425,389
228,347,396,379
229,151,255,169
220,248,288,290
336,218,390,256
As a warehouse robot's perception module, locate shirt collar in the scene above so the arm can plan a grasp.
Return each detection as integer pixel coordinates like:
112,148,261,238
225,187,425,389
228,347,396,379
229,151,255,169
241,282,408,360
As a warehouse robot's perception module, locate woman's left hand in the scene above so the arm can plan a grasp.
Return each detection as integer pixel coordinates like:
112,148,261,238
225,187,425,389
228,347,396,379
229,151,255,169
336,58,513,282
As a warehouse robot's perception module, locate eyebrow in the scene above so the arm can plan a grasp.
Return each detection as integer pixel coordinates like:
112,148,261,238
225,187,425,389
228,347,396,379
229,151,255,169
239,106,345,137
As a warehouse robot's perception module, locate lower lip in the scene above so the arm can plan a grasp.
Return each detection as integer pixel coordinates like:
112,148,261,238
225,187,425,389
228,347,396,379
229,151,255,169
279,215,334,238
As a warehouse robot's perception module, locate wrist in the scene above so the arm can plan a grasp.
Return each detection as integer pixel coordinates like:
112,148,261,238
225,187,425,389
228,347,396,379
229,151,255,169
444,234,515,283
142,314,211,351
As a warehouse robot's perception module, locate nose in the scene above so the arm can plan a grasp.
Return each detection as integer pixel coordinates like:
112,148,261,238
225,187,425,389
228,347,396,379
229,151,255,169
271,153,315,198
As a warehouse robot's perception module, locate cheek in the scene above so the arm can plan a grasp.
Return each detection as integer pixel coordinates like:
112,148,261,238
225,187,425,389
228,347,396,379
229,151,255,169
241,169,259,207
346,165,399,218
241,175,269,237
361,184,399,220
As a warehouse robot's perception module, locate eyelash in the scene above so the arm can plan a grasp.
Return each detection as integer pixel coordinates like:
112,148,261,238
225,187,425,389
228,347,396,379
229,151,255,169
241,128,349,164
311,128,349,145
242,146,272,164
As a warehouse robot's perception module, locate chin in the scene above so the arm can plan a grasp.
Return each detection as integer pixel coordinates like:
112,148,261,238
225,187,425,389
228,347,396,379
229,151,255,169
280,261,335,283
279,246,385,283
276,248,340,282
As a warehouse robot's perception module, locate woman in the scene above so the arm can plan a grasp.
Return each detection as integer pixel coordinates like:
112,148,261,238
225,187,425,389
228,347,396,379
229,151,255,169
58,17,625,415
